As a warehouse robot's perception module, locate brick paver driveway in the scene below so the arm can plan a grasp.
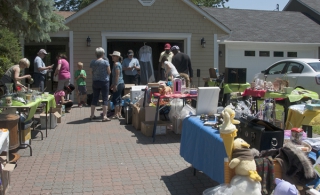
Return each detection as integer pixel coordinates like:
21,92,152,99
7,106,218,195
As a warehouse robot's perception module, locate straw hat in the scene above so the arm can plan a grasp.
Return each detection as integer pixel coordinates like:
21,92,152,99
110,51,121,57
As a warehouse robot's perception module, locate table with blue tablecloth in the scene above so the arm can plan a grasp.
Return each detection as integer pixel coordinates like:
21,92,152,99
180,116,227,184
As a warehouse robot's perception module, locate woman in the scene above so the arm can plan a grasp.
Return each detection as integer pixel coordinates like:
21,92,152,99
0,58,32,93
90,47,111,122
54,84,75,112
162,56,179,80
110,51,125,119
54,54,71,90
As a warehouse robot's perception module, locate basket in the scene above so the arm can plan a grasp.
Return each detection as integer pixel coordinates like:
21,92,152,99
224,158,282,184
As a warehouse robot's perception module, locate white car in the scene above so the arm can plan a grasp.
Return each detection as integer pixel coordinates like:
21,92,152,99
256,58,320,96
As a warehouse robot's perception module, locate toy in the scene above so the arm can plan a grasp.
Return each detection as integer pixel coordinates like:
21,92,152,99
229,138,262,195
219,107,239,160
159,85,172,96
273,178,298,195
229,138,262,182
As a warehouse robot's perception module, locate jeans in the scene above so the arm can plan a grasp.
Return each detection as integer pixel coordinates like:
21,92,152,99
91,80,109,106
33,73,46,92
112,83,124,106
124,74,140,85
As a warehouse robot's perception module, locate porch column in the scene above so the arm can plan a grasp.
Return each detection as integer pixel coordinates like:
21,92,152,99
214,34,218,69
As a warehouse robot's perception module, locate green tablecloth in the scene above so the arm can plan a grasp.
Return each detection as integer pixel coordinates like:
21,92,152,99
264,88,319,102
207,82,250,94
11,98,42,122
42,94,56,112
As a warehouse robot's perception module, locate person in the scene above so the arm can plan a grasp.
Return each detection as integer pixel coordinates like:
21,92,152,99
54,53,71,90
74,62,87,108
33,49,53,92
90,47,111,122
122,50,140,85
171,45,193,87
110,51,125,119
161,56,179,80
0,58,32,93
54,83,75,112
158,43,174,81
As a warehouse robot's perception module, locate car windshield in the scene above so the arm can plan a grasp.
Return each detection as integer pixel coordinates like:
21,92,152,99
308,62,320,72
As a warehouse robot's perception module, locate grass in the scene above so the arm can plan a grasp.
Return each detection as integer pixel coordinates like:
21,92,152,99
257,100,320,134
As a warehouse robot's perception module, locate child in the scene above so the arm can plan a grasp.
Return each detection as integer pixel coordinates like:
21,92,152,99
54,84,75,112
74,62,87,107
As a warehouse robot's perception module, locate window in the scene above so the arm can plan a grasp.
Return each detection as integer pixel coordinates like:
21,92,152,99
259,51,270,57
287,52,297,57
244,51,255,56
274,51,284,57
286,62,302,74
267,62,286,75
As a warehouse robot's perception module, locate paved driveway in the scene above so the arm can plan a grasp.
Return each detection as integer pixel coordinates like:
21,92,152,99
7,106,218,195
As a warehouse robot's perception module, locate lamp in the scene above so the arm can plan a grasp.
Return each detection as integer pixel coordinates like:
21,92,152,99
86,36,91,47
201,37,206,48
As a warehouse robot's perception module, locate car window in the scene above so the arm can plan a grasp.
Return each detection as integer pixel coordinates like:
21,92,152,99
308,62,320,72
285,62,303,74
267,62,286,75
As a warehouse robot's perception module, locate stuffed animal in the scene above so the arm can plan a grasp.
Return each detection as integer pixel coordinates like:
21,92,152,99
229,138,262,182
273,178,298,195
220,107,239,160
230,175,262,195
159,85,172,95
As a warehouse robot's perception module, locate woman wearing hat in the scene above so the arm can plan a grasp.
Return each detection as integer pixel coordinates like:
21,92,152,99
110,51,125,119
89,47,111,122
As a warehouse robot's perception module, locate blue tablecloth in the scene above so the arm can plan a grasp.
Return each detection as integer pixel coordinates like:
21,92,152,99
180,116,227,184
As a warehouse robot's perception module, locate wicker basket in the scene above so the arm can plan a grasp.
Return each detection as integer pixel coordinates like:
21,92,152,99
224,157,282,184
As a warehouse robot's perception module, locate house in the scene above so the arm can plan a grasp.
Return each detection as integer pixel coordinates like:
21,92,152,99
200,7,320,82
23,0,232,93
283,0,320,24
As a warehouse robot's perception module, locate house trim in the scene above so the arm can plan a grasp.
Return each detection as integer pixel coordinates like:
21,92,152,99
283,0,320,15
101,32,192,57
219,40,320,46
65,0,231,35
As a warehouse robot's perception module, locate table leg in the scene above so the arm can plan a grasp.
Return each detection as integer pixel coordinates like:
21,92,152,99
45,102,48,137
302,125,313,138
152,97,161,143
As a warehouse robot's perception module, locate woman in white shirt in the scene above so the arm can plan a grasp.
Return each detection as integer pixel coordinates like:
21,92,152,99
162,57,179,80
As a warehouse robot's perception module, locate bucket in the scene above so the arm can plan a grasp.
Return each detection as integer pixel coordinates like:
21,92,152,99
0,114,20,150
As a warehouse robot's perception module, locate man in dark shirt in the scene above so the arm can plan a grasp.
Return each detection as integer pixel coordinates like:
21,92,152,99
171,45,193,87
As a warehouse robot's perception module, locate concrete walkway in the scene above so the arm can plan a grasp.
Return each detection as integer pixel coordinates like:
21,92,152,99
7,106,218,195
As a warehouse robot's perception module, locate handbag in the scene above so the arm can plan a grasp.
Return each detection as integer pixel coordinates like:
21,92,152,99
236,115,284,151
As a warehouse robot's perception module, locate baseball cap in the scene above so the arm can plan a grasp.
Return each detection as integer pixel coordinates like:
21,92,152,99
38,49,48,55
171,45,180,51
127,50,134,55
164,43,171,50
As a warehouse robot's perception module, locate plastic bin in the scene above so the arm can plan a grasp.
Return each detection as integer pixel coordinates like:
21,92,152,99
203,184,235,195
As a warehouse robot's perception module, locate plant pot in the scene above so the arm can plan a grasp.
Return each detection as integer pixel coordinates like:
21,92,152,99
284,87,293,94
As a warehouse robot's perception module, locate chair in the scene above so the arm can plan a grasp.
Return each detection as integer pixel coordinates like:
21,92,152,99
291,66,300,73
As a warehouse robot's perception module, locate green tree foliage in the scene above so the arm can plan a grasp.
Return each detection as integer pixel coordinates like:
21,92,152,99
191,0,229,7
0,28,22,78
55,0,96,11
0,0,68,42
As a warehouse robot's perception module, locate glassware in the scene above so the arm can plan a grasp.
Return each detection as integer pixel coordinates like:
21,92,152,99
5,83,13,95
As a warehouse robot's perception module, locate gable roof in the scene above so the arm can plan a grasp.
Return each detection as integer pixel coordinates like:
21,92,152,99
284,0,320,15
201,7,320,43
64,0,231,34
55,11,76,19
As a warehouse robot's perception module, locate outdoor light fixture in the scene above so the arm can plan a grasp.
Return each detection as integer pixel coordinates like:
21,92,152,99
86,36,91,47
201,37,206,48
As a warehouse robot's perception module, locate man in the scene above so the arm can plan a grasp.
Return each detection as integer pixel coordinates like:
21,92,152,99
122,50,140,85
171,45,193,87
33,49,53,92
158,43,174,81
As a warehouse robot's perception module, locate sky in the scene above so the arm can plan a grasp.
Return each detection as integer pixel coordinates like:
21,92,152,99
224,0,290,11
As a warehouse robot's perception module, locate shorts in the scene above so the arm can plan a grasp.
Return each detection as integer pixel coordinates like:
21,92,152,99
77,85,87,95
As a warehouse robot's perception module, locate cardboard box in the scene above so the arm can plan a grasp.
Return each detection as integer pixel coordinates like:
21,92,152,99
145,106,159,122
141,121,172,137
40,112,61,129
0,156,15,195
51,108,62,123
124,84,135,96
132,104,145,130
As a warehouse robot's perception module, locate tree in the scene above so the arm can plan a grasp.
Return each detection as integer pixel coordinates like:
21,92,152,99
55,0,96,11
0,0,68,42
191,0,229,7
0,28,22,78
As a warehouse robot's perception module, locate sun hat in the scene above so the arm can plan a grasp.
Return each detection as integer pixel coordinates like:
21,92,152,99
38,49,48,55
164,43,171,50
110,51,121,57
127,50,134,56
171,45,180,51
